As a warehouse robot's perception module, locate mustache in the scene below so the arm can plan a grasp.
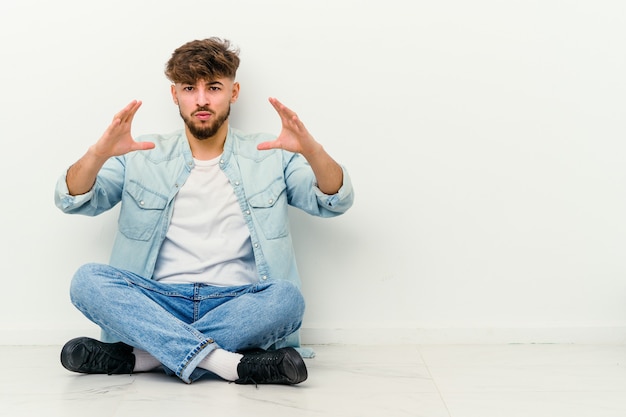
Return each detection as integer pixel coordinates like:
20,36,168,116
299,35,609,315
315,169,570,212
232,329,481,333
192,106,213,115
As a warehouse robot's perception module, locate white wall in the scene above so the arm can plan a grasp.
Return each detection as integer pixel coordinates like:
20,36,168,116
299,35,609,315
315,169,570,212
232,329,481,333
1,0,625,345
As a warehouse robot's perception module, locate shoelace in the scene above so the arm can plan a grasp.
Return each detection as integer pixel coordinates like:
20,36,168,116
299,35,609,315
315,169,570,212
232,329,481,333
82,345,131,374
239,353,285,384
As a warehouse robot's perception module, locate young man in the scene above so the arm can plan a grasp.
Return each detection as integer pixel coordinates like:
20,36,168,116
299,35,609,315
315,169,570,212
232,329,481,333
54,38,354,385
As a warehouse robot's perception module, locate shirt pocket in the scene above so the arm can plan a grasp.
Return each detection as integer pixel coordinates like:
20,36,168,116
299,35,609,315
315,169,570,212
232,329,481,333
248,179,289,240
118,181,168,241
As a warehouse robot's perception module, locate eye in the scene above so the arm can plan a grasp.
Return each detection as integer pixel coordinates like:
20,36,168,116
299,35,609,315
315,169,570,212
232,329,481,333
183,86,194,92
209,86,221,91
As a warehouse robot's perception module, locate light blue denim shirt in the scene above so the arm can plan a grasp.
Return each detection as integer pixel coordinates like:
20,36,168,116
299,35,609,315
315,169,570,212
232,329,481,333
55,126,354,355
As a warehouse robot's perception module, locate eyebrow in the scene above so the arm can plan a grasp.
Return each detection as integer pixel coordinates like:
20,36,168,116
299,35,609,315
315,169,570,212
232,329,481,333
179,80,225,86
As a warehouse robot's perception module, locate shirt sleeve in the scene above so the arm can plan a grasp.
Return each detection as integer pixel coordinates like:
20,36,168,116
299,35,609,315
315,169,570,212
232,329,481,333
53,155,126,216
313,165,354,211
54,170,95,212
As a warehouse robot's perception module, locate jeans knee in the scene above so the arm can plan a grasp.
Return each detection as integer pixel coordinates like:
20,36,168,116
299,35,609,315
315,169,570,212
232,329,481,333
69,263,105,306
270,280,306,318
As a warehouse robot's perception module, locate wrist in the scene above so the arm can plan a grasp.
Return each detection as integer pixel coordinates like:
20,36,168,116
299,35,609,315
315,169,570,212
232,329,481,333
87,144,113,164
300,142,325,161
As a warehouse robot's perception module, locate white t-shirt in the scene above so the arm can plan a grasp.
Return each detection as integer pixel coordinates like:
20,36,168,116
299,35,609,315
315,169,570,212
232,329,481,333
152,155,257,286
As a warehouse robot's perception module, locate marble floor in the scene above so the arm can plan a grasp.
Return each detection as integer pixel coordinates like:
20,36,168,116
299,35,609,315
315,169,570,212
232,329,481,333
2,344,626,417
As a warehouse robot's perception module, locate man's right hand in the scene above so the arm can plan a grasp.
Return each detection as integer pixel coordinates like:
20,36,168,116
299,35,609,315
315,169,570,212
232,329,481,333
65,100,155,196
90,100,155,159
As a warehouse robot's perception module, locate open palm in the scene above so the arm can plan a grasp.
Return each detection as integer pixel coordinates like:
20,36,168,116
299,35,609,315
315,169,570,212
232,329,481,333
257,98,320,156
93,100,155,158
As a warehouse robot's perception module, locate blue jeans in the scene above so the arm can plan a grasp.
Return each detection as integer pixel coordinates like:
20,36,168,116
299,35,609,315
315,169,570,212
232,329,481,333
69,263,305,383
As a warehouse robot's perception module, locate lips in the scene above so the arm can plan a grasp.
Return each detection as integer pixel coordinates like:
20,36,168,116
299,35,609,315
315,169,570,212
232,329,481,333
194,111,212,120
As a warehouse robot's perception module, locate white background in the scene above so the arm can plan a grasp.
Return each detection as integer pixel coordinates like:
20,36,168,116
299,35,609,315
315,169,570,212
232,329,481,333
1,0,625,344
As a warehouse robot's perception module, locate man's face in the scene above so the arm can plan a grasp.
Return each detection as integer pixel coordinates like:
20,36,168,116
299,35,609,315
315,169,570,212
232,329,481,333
171,78,239,140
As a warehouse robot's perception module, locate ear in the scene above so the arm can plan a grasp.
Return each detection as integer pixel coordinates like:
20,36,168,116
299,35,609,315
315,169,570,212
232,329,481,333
230,82,240,103
170,84,179,105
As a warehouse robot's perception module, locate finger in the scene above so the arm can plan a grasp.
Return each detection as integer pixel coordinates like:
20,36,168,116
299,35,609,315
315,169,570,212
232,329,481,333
257,140,279,151
114,100,142,124
289,114,308,134
125,100,142,124
102,117,124,138
270,98,308,132
131,141,156,151
113,101,135,122
268,97,283,109
269,97,296,117
269,97,296,125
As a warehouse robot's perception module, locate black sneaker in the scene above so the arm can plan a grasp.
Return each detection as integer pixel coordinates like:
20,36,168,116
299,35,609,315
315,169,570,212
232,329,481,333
60,337,135,375
235,347,308,385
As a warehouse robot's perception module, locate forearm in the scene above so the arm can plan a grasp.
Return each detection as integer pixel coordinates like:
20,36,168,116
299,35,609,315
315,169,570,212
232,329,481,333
301,145,344,195
65,146,110,196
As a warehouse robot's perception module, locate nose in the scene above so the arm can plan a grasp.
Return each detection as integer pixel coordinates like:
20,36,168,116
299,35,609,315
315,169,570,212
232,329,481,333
196,88,210,106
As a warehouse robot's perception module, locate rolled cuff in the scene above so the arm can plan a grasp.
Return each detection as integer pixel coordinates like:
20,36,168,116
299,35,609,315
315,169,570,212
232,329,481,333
313,165,354,211
54,172,94,211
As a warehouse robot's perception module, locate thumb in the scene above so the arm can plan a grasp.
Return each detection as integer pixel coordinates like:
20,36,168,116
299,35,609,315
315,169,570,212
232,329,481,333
133,141,156,151
257,140,279,151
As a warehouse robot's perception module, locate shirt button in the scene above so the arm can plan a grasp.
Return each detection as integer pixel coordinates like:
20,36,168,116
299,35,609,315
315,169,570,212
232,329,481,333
262,276,268,281
219,159,225,164
139,201,145,206
254,243,259,248
245,210,251,215
268,199,274,204
235,181,240,186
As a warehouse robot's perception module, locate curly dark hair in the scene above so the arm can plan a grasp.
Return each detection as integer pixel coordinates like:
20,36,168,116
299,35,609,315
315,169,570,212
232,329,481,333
165,37,240,84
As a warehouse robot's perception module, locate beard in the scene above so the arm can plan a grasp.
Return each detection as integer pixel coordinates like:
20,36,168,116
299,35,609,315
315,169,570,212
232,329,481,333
180,105,230,140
